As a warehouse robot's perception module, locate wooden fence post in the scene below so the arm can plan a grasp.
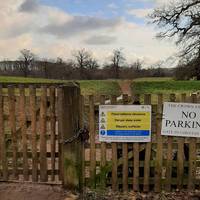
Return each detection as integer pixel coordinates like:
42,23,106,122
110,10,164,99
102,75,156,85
40,86,47,182
122,94,129,192
111,95,118,191
8,86,18,180
89,95,96,188
100,95,106,188
0,85,8,180
133,94,140,192
154,94,163,192
188,94,197,190
19,85,28,181
177,94,186,189
59,84,81,190
143,94,152,192
29,85,38,182
165,94,176,191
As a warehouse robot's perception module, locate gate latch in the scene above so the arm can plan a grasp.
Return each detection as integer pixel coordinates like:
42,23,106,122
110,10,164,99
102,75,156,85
64,126,89,144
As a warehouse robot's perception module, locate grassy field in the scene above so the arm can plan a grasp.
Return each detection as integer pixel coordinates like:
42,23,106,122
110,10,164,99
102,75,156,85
132,77,200,94
0,76,121,96
2,76,200,98
0,76,66,83
79,80,121,96
133,77,173,82
131,77,200,104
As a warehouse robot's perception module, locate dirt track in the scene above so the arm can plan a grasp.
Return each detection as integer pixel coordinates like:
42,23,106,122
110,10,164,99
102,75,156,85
118,80,132,96
0,183,78,200
2,182,200,200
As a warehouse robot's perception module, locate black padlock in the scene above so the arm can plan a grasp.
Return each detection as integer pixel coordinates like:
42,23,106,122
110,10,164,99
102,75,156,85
80,127,89,142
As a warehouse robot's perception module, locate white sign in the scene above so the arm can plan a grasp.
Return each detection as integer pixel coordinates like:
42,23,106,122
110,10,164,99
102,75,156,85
161,102,200,138
99,105,151,143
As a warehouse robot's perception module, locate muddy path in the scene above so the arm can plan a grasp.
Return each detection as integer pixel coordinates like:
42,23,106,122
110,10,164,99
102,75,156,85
0,182,78,200
118,80,132,96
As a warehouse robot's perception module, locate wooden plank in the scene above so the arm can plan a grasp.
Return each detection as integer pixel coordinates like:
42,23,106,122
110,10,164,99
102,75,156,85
133,143,139,191
39,86,47,182
61,86,81,189
100,95,106,188
50,86,56,181
57,88,63,181
79,95,85,189
89,95,96,188
188,94,197,190
165,94,176,192
154,94,163,192
29,86,38,182
19,85,29,181
122,94,128,192
133,94,140,192
0,85,8,180
143,94,151,192
177,94,186,189
8,86,18,179
73,86,82,189
111,95,118,191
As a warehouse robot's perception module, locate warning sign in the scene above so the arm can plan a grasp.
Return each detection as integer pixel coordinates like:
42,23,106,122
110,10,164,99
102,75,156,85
99,105,151,142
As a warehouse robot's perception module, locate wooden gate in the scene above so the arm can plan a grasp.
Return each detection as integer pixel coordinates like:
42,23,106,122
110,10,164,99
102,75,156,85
2,85,200,192
0,83,82,190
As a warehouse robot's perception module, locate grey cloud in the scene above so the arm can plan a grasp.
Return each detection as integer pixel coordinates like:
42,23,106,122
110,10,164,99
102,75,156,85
84,35,117,45
40,16,122,38
0,24,32,39
19,0,39,13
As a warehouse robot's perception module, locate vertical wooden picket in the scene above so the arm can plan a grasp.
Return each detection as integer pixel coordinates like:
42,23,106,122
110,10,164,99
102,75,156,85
143,94,151,192
165,94,176,191
0,85,8,180
188,94,197,190
100,95,106,188
29,86,38,182
154,94,163,192
19,85,29,181
89,95,96,188
79,95,85,188
50,86,56,181
122,94,129,192
133,94,140,192
8,86,18,179
177,94,186,189
40,86,47,182
57,87,64,181
111,95,118,191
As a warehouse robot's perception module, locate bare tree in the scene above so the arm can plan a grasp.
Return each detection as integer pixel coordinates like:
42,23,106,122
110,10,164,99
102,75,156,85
19,49,35,77
150,0,200,79
73,49,98,79
150,0,200,58
130,59,143,71
110,49,125,79
86,58,99,70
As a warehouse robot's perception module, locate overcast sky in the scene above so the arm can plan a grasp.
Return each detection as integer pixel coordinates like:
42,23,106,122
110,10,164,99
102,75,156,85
0,0,177,67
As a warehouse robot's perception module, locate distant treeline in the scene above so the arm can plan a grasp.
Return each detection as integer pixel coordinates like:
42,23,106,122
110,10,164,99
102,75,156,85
0,49,174,80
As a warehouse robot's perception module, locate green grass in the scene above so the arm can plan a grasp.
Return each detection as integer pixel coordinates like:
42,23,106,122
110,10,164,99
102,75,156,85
133,77,174,82
0,76,121,96
132,77,200,104
79,80,121,96
0,76,66,83
132,78,200,94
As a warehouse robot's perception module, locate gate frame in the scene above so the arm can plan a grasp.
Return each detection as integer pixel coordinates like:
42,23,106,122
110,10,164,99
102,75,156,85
58,83,83,190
